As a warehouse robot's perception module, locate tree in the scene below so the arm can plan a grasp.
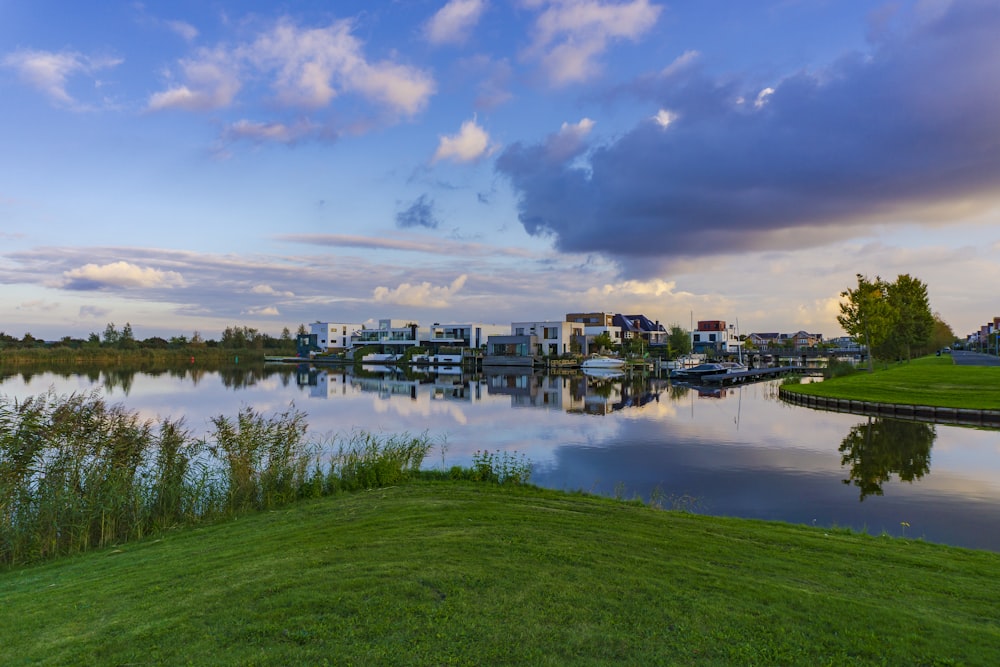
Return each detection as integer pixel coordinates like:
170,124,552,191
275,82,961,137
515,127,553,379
591,332,615,353
102,323,120,347
838,274,894,371
928,313,957,353
885,274,933,361
119,322,137,350
667,324,692,360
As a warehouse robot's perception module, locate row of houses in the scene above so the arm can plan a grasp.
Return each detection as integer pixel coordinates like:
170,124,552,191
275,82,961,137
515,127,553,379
302,314,835,363
967,317,1000,350
301,312,670,363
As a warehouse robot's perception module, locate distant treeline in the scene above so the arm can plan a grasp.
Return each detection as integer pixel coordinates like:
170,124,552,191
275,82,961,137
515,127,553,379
0,323,299,365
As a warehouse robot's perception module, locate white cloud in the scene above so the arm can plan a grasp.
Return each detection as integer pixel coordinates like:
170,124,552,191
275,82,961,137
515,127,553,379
432,117,496,163
585,278,678,299
373,275,468,307
754,87,775,109
243,306,281,316
62,261,184,289
150,17,435,118
521,0,661,85
251,284,295,297
147,47,241,111
425,0,488,46
2,49,122,109
247,18,434,114
653,109,676,128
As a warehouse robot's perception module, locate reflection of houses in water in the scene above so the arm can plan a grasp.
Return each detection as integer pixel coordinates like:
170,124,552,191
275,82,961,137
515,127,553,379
298,367,486,402
484,369,660,415
297,366,660,414
485,370,584,411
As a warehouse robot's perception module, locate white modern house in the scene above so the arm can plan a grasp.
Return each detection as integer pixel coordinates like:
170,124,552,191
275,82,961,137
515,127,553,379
426,323,509,350
351,319,421,355
309,322,364,351
511,320,585,357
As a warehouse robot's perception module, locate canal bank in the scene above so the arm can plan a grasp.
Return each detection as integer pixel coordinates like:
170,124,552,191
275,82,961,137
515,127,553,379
779,351,1000,425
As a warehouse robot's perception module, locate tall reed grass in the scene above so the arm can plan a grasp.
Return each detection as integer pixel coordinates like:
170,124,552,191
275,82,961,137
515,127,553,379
0,390,432,566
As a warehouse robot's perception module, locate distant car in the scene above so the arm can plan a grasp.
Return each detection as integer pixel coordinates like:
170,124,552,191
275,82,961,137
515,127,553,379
943,347,952,353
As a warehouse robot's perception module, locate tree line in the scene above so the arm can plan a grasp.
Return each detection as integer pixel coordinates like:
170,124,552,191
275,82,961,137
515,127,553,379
0,323,310,352
837,274,956,370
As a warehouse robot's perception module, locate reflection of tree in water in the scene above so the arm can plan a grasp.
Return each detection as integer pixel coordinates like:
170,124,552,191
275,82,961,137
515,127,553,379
839,417,935,501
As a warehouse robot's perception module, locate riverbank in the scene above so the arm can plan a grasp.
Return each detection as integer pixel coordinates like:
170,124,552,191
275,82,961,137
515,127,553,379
779,354,1000,415
3,481,998,665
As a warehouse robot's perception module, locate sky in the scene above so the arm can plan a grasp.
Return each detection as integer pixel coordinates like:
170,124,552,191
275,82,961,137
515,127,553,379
2,0,999,342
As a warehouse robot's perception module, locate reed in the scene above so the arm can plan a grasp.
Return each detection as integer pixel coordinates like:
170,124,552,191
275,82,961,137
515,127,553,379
0,391,435,566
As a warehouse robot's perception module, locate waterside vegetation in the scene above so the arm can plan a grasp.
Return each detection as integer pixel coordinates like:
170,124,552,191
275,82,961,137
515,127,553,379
781,355,1000,410
0,391,433,566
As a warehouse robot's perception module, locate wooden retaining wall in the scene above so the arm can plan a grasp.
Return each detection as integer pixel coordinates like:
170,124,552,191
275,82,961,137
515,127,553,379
778,388,1000,428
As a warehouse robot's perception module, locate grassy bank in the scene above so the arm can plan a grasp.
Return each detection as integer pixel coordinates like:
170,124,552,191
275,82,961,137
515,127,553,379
781,355,1000,409
2,482,998,665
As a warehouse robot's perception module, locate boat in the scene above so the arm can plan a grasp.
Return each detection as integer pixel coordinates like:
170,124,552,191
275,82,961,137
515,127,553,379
581,354,626,369
671,362,748,381
669,362,727,379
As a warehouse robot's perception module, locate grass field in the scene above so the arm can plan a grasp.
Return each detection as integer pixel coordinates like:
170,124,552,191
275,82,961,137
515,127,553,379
781,355,1000,409
3,482,999,666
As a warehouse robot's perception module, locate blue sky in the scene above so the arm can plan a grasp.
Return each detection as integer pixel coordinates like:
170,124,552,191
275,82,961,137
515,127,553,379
2,0,999,341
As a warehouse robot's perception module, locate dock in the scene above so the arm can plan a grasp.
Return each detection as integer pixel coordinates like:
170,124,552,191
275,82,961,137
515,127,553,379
693,366,821,385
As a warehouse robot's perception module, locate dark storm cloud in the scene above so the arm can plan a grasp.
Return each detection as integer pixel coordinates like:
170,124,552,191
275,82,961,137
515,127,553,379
495,1,1000,275
395,194,440,229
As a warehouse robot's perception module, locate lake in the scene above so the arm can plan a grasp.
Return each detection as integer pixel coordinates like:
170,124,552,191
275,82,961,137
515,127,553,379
3,363,999,551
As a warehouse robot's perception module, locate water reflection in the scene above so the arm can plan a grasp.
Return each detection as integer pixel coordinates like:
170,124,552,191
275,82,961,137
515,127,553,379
839,417,934,501
1,363,999,550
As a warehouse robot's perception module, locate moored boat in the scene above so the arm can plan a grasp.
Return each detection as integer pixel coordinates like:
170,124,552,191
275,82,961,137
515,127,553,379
581,354,626,369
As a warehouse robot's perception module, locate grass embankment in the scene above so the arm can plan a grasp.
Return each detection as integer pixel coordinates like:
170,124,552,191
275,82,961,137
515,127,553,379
782,355,1000,410
3,482,999,666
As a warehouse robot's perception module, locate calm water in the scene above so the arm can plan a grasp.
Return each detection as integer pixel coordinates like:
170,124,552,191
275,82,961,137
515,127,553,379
3,364,999,551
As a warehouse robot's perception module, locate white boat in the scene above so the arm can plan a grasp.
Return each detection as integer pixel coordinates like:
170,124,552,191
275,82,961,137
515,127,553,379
581,354,626,369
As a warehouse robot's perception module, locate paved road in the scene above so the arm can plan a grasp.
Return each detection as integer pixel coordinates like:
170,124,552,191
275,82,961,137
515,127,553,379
949,350,1000,367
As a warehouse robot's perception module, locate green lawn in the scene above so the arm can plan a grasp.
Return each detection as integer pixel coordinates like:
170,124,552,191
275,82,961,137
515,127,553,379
782,355,1000,409
3,482,999,666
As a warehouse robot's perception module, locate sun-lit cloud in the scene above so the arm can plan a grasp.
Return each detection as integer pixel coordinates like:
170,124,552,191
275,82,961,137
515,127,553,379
424,0,488,46
373,275,468,307
520,0,661,85
243,305,281,316
147,47,241,111
62,261,185,290
251,284,295,297
149,17,435,118
2,49,122,109
432,116,496,163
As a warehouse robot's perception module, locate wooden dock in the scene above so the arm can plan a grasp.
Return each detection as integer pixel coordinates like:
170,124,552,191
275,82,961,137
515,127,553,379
696,366,821,385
